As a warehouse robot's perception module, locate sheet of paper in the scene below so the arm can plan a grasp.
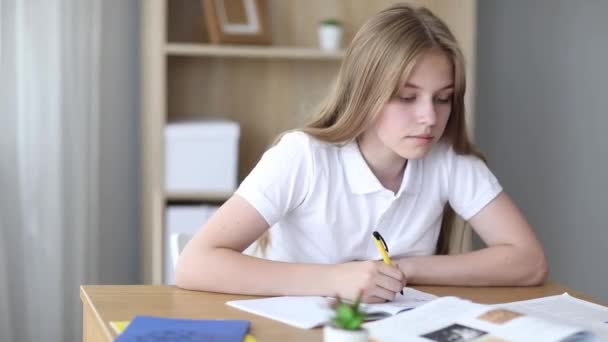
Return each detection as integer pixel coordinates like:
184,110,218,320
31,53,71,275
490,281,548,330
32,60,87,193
227,296,333,329
226,288,437,329
362,287,438,315
493,293,608,339
365,297,490,342
365,296,598,342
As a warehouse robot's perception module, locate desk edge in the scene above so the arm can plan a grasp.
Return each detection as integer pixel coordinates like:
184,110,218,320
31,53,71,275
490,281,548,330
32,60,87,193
80,286,114,341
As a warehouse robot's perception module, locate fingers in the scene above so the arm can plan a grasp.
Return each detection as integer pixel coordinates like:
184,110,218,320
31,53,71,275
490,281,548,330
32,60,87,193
360,282,398,303
375,262,406,297
375,273,404,294
395,264,407,288
369,286,397,302
378,262,404,280
347,260,407,303
377,262,406,285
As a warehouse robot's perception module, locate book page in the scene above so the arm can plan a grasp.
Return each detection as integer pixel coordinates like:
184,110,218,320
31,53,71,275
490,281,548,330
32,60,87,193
494,293,608,339
362,287,437,315
365,297,595,342
227,296,333,329
226,288,437,329
365,297,490,342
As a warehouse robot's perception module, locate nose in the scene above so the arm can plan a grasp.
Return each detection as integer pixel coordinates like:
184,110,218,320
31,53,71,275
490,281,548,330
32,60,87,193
417,99,437,126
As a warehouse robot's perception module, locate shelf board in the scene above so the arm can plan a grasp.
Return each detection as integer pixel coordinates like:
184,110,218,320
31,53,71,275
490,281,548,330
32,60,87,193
165,43,345,60
166,191,233,202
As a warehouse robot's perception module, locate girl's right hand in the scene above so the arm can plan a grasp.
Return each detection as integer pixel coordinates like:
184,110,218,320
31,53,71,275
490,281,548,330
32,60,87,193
330,260,406,303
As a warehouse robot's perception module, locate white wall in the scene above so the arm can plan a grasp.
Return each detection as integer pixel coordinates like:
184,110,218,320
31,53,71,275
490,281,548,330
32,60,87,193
476,0,608,302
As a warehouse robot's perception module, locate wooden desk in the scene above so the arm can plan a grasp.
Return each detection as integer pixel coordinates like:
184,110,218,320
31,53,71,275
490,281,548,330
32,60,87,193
81,282,598,342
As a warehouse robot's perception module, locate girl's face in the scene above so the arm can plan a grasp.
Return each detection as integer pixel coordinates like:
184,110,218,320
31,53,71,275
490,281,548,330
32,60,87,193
370,48,454,160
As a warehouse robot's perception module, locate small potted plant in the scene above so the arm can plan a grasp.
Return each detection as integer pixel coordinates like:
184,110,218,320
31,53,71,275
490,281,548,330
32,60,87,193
318,18,343,51
323,293,369,342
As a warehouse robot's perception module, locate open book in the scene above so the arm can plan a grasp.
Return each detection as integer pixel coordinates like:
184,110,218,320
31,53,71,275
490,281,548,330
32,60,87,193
364,294,608,342
226,287,437,329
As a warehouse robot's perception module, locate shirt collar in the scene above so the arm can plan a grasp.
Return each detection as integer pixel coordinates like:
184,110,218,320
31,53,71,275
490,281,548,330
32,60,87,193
339,140,421,196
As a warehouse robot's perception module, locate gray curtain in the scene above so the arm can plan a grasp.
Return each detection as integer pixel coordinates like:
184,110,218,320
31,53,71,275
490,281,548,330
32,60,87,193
0,1,102,341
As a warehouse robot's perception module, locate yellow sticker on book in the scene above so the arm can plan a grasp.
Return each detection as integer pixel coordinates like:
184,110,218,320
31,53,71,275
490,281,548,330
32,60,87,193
109,320,130,334
243,334,257,342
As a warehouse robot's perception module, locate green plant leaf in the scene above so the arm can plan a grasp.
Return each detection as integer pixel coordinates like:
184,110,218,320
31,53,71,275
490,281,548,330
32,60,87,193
336,304,354,321
320,18,341,26
329,293,366,330
344,315,363,330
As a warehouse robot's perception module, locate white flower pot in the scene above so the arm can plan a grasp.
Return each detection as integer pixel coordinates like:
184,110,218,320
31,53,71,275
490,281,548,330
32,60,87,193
318,25,343,51
323,325,369,342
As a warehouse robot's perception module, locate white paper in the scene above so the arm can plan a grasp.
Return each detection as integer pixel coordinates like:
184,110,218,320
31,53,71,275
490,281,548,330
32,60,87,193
225,288,437,329
494,293,608,339
365,296,482,342
362,287,438,315
365,296,599,342
227,296,333,329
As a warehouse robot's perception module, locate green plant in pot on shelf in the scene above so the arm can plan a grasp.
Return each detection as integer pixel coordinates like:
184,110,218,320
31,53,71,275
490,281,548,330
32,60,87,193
318,17,343,51
320,18,342,26
324,292,369,342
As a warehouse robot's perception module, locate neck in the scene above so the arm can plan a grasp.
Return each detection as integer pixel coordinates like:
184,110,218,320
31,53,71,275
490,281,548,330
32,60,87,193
357,134,407,193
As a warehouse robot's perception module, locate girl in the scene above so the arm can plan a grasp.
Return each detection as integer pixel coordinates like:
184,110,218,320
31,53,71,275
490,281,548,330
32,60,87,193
176,3,547,303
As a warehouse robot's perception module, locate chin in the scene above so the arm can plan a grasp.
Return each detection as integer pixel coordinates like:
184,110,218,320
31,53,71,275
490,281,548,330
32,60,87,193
396,144,434,160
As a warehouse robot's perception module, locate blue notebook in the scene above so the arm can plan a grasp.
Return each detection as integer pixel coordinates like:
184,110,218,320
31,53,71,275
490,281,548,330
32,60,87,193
114,316,251,342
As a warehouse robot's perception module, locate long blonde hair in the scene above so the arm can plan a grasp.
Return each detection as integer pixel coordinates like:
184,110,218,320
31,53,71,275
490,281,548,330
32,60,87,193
256,3,482,256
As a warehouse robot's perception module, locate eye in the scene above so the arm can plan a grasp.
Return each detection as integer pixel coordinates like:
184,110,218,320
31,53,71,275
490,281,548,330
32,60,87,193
434,96,452,104
398,96,416,103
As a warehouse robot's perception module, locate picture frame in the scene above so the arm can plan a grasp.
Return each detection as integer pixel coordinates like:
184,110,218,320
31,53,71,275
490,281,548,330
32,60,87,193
202,0,272,45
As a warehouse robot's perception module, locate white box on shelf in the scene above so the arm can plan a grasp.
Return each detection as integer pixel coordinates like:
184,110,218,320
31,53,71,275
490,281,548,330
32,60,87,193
165,119,240,193
164,205,219,284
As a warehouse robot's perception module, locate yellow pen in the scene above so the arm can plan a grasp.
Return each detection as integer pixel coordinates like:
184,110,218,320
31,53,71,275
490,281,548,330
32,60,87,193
372,230,403,295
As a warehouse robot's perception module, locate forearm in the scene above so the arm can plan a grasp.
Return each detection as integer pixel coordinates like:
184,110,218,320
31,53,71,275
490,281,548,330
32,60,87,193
396,245,548,286
175,247,335,296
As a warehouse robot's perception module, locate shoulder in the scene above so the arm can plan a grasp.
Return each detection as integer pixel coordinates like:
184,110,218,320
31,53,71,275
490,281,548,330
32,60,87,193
275,131,338,161
276,131,318,150
276,131,329,149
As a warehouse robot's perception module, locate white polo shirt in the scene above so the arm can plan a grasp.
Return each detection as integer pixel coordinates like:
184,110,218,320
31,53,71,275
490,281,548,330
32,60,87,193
236,131,502,263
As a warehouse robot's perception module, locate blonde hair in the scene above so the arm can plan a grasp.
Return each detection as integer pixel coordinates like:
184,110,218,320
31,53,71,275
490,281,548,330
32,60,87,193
256,3,482,256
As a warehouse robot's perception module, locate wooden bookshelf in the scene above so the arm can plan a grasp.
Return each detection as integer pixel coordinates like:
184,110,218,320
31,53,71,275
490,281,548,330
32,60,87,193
166,191,233,202
165,43,345,60
140,0,477,284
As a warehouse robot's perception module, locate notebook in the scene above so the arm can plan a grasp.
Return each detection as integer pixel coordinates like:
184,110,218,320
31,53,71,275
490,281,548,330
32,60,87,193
113,316,251,342
226,287,437,329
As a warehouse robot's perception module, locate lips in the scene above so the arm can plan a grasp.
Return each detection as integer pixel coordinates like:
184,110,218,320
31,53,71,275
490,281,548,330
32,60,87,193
407,135,434,145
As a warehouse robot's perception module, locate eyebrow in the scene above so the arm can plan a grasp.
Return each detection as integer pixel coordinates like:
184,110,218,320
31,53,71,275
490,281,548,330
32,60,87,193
404,82,454,90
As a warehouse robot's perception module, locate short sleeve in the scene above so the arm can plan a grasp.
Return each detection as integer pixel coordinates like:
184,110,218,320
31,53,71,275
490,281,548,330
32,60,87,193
235,131,313,226
446,147,503,220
